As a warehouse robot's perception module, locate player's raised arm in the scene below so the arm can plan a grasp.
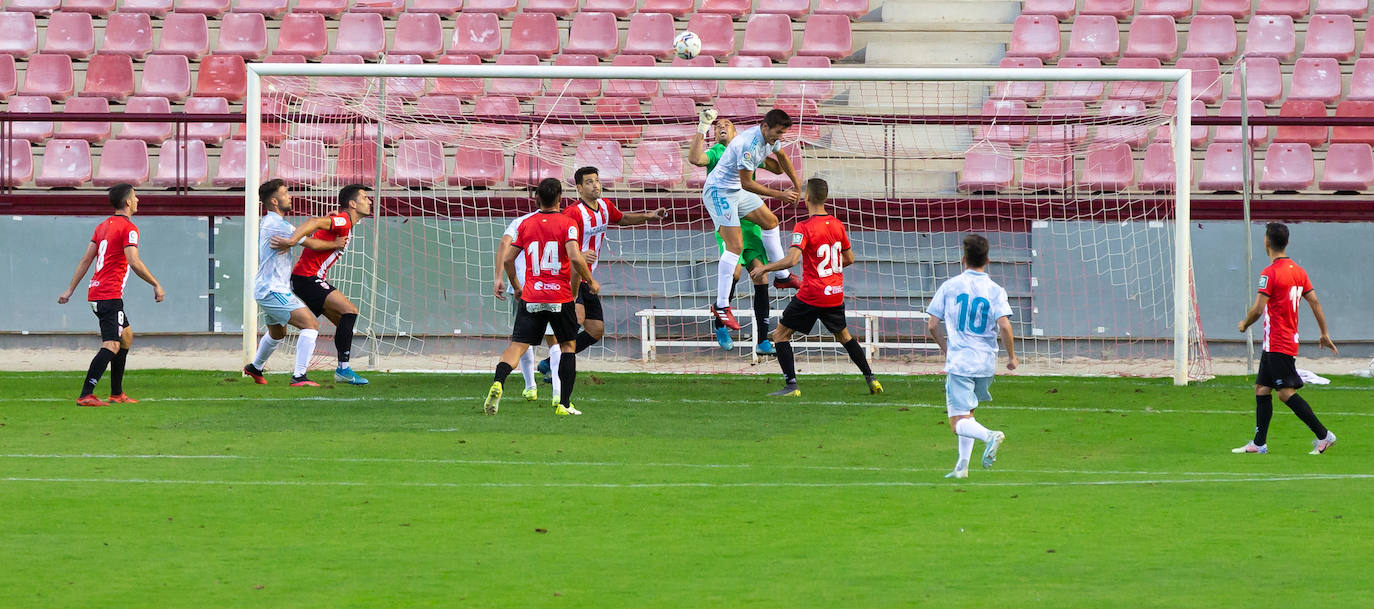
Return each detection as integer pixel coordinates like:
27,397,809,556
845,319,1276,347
687,109,717,167
616,207,669,226
1302,290,1338,354
749,242,802,284
58,241,100,304
771,146,802,193
739,168,796,203
124,244,164,302
273,216,334,250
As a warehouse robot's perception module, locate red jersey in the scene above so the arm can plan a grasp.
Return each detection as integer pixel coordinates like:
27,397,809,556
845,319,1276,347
790,214,851,308
293,212,352,279
564,198,622,274
512,210,579,304
87,215,140,301
1258,257,1313,356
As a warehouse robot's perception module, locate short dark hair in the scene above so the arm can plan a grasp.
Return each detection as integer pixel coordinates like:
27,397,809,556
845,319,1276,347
338,184,370,210
536,177,562,207
259,179,285,204
108,183,135,209
574,166,599,185
1265,222,1289,251
763,108,793,129
963,234,990,268
805,177,828,205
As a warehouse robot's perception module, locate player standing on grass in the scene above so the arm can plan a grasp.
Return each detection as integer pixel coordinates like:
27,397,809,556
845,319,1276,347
750,178,880,397
57,184,165,407
1233,223,1338,455
703,109,804,331
494,206,550,403
926,234,1015,479
275,184,372,386
485,178,600,416
690,111,781,355
242,179,321,387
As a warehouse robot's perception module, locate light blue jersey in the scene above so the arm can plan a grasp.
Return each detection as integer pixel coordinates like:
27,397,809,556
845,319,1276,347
702,125,780,191
927,270,1013,378
254,212,296,300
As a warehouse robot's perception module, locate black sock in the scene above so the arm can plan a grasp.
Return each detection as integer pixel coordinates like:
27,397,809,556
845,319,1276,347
494,361,513,384
81,348,116,397
1253,394,1273,446
574,330,598,354
558,352,576,406
1283,394,1329,439
776,341,796,385
335,313,357,364
110,348,129,395
753,284,770,337
841,338,873,378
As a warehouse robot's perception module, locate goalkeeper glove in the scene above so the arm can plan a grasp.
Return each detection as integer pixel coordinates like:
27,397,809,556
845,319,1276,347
697,109,718,136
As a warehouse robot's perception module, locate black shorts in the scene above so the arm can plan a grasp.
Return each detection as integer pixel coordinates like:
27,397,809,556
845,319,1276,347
1256,351,1304,390
511,300,578,345
90,299,130,342
575,283,604,322
291,274,336,317
779,298,847,336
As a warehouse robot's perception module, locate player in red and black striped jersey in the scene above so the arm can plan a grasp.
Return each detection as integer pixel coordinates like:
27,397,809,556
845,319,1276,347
1235,223,1339,455
57,184,165,407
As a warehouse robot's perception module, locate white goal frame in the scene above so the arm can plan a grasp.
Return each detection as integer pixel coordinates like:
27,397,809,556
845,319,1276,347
240,64,1195,384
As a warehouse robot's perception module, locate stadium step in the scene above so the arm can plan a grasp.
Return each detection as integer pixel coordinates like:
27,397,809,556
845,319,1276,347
880,0,1020,24
864,33,1007,66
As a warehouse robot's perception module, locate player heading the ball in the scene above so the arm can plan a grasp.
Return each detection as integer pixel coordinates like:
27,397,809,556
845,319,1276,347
243,179,323,387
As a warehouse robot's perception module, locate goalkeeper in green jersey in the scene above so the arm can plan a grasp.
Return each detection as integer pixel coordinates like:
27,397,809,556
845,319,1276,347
689,111,784,355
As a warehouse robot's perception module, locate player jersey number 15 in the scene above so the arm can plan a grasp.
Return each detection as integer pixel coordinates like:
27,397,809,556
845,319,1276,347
955,293,991,333
525,242,561,275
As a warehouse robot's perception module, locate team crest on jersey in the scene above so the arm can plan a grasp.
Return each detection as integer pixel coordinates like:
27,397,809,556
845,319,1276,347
567,226,577,239
791,232,804,245
1258,275,1268,290
332,216,347,228
743,151,752,163
128,230,139,245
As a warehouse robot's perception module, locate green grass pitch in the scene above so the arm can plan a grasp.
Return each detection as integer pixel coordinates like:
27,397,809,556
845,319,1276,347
2,370,1371,607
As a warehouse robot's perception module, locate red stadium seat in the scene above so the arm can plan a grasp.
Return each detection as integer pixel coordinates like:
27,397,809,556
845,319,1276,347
574,140,623,186
55,96,110,142
277,139,327,186
294,0,346,16
1198,0,1250,18
584,0,636,17
1050,57,1104,101
62,0,116,15
185,96,230,145
563,11,618,58
137,54,191,101
1096,100,1149,149
627,140,684,190
1352,59,1374,100
1124,16,1177,63
246,96,289,146
1020,143,1074,191
463,0,517,15
451,145,506,187
1,139,32,186
799,14,853,59
470,95,524,142
979,99,1030,146
8,95,53,142
260,54,306,99
1256,0,1310,18
1182,16,1237,62
815,0,868,18
510,142,564,187
1303,15,1356,60
382,54,428,100
351,0,404,16
1067,15,1119,62
525,0,578,17
531,96,583,142
391,14,444,60
93,138,149,187
36,139,92,187
722,55,773,99
550,54,602,99
316,54,366,98
332,13,385,60
154,12,208,60
757,0,809,17
778,55,834,99
413,94,466,142
20,53,74,101
1174,57,1223,105
1315,0,1369,16
1259,143,1314,191
121,0,172,15
604,54,659,99
102,12,154,59
391,139,447,187
42,11,94,59
1140,0,1193,19
0,12,37,58
336,138,382,184
275,14,327,60
687,13,736,58
665,56,718,101
1289,58,1342,104
1109,57,1165,102
507,12,560,60
994,57,1045,102
151,139,208,187
434,54,484,99
213,12,266,60
1159,99,1211,147
958,142,1014,193
449,13,502,59
0,56,16,101
623,13,675,60
119,96,172,144
1226,57,1282,104
1320,143,1374,191
699,0,751,18
486,54,543,99
1274,100,1330,148
774,98,820,141
410,0,462,15
1082,0,1132,18
178,0,229,15
7,0,60,15
194,54,246,101
741,14,794,61
643,0,693,17
1082,143,1134,192
1139,142,1178,192
1244,15,1295,62
1216,99,1268,147
1198,142,1245,191
714,96,759,123
1033,100,1088,146
643,96,697,140
1022,0,1075,19
230,0,284,17
1332,101,1374,145
1008,15,1060,60
211,139,266,187
587,96,642,142
79,53,133,101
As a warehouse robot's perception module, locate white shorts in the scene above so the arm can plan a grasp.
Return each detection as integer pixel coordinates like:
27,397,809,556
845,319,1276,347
703,186,765,229
257,291,307,326
945,374,993,417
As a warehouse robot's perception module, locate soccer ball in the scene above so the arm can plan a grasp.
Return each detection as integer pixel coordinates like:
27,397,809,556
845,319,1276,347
673,31,702,60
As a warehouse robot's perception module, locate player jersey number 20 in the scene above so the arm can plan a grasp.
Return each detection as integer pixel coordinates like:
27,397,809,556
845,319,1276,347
955,293,991,333
815,241,843,277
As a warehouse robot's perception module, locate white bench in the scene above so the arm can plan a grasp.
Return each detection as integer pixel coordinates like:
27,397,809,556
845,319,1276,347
635,308,939,363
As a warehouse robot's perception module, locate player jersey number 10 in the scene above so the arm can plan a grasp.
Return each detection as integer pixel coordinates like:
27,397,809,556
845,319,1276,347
955,293,992,334
815,241,843,277
525,242,561,275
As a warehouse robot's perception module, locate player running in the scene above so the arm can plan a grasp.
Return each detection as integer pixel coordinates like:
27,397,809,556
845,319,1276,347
57,184,165,407
690,111,780,355
1233,223,1339,455
242,179,321,387
704,109,804,331
750,178,880,397
926,234,1016,479
275,184,372,385
485,178,600,416
494,206,553,403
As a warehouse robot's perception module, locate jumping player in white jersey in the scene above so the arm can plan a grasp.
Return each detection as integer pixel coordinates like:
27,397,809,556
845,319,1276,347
243,179,323,386
494,208,555,403
927,234,1018,479
702,109,804,330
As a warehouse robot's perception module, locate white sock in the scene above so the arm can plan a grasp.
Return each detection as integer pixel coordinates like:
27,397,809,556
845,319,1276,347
716,251,740,309
295,329,318,377
548,343,562,399
759,227,790,279
253,335,282,369
519,349,537,391
339,361,351,370
955,417,992,442
956,436,974,471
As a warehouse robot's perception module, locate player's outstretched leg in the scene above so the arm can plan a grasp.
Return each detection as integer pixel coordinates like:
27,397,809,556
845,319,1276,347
246,332,282,385
714,281,737,350
946,435,974,479
291,328,320,386
486,361,511,415
835,329,879,394
78,346,116,407
1281,391,1336,454
1233,390,1272,454
768,327,800,397
324,292,367,385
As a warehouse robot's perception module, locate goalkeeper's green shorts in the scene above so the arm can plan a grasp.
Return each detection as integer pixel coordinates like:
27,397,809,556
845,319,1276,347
715,220,769,268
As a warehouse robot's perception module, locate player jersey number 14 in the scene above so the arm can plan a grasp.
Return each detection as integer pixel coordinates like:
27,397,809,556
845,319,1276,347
525,242,561,275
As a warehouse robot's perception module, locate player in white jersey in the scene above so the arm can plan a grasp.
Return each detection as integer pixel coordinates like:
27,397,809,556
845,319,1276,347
701,109,804,330
494,209,555,402
926,234,1018,479
242,179,323,387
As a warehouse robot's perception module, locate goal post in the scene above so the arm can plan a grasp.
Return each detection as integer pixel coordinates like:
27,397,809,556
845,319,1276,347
241,64,1201,384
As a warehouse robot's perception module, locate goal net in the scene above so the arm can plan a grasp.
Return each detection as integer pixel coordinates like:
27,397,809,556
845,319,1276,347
242,64,1210,383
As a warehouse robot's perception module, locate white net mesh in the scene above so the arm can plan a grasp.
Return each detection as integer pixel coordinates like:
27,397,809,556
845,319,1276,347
248,68,1210,380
